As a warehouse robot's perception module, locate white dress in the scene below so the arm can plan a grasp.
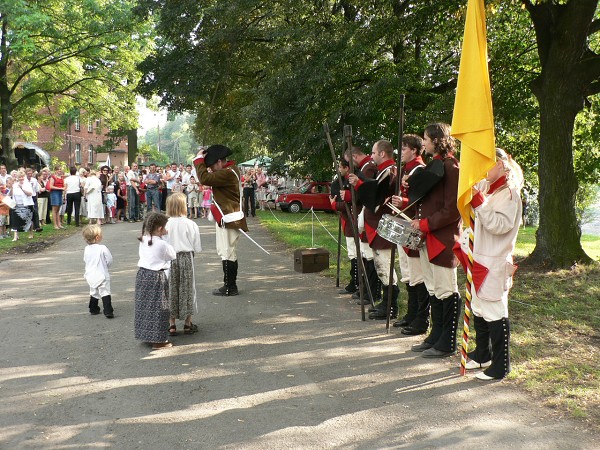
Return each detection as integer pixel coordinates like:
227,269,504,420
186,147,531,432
85,176,104,219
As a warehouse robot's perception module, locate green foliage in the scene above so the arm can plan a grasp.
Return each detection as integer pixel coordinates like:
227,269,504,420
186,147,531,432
140,113,200,164
0,0,153,163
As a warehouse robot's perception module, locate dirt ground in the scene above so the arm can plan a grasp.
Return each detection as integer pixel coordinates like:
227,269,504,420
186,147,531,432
0,218,598,449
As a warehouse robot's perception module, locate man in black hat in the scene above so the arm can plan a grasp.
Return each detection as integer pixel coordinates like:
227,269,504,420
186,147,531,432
194,145,248,296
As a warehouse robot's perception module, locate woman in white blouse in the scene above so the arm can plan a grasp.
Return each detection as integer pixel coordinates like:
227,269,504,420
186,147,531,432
10,170,34,241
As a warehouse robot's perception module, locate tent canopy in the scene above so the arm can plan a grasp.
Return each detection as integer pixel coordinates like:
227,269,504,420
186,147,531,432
13,142,51,168
239,156,272,168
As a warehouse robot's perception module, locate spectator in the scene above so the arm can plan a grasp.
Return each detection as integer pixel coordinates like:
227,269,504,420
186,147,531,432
64,166,83,227
84,170,104,225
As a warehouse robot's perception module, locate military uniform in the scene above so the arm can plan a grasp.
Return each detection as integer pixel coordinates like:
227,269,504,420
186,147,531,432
194,145,248,296
354,159,399,319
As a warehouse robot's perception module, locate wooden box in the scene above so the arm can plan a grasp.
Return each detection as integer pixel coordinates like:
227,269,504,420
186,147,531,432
294,248,329,273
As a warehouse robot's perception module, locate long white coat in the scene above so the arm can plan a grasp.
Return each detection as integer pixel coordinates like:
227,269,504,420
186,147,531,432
85,176,104,219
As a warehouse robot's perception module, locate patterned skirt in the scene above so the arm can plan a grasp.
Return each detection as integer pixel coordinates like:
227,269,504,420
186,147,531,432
134,267,170,343
169,252,197,320
10,205,33,232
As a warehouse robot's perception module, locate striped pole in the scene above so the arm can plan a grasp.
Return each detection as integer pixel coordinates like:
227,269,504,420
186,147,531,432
460,206,475,375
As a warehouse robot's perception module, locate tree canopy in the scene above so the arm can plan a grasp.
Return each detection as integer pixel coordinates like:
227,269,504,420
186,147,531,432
136,0,600,267
0,0,153,165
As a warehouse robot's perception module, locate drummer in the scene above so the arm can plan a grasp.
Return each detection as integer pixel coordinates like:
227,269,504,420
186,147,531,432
406,123,462,359
348,140,399,320
391,135,431,336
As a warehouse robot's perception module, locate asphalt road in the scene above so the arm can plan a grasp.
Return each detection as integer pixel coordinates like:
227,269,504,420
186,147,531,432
0,218,597,449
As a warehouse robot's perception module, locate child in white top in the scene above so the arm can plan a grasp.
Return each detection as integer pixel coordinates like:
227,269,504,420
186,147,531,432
165,193,202,336
185,176,200,218
134,212,177,350
106,185,117,224
82,224,114,318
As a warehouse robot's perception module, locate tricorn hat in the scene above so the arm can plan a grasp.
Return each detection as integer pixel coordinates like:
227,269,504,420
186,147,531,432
205,144,233,167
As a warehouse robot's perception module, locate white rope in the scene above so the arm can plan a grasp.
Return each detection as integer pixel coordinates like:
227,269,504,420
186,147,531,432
263,205,346,251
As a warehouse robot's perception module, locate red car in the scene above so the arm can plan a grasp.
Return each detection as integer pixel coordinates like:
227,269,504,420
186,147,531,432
277,181,333,213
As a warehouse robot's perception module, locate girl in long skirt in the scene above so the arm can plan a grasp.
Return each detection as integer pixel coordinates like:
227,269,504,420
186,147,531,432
134,212,177,350
165,193,202,336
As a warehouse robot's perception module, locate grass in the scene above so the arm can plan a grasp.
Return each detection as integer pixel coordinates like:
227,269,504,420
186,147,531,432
257,208,600,429
0,220,83,254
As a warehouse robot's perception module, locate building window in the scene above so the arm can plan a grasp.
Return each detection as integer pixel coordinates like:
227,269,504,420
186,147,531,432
88,145,93,164
88,120,93,133
74,118,80,131
75,144,81,164
96,119,101,128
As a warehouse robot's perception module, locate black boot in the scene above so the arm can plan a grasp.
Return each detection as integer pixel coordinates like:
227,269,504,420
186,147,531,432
423,295,443,345
468,315,492,363
230,260,239,295
339,258,358,294
394,283,416,327
423,292,460,357
102,295,114,318
212,260,228,295
213,260,239,296
480,318,510,379
368,285,399,320
89,296,100,315
401,283,430,335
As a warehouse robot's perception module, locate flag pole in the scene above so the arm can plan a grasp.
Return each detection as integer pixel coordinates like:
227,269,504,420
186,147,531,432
460,207,475,375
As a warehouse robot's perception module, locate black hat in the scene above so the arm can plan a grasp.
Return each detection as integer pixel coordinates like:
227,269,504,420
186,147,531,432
205,144,233,167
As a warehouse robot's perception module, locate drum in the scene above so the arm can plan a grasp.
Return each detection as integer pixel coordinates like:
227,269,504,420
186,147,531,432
377,214,425,250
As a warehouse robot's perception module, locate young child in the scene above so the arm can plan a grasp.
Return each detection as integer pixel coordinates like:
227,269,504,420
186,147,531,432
185,176,200,218
201,185,212,219
134,211,177,350
165,193,202,336
171,176,183,194
106,185,117,224
82,224,114,318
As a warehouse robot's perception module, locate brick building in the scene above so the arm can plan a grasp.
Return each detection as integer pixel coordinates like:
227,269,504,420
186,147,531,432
19,116,130,170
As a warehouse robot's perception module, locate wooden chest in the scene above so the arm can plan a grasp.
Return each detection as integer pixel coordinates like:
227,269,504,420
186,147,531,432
294,248,329,273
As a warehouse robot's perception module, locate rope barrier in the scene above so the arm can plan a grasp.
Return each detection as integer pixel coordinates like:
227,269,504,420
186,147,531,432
263,205,346,251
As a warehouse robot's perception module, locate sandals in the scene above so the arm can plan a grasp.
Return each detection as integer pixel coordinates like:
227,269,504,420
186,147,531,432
184,323,198,334
152,341,173,350
168,324,177,336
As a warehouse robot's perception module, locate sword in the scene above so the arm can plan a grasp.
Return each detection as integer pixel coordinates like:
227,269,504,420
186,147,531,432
239,229,271,255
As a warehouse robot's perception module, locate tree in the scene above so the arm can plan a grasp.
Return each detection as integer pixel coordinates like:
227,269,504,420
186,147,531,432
0,0,152,168
522,0,600,267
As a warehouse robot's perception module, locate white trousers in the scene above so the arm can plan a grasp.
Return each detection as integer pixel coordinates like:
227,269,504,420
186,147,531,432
372,248,397,286
346,236,357,260
398,247,424,286
89,279,111,298
419,246,457,300
215,224,240,261
360,240,373,260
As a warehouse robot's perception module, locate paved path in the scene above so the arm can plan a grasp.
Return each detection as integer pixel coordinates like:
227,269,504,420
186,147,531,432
0,218,597,449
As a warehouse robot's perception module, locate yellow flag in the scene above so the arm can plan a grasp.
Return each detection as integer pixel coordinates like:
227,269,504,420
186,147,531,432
451,0,497,225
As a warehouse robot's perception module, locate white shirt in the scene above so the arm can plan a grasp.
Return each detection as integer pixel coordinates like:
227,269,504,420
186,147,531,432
27,177,41,195
166,170,179,189
12,180,34,206
126,169,139,188
181,171,192,185
166,216,202,253
64,175,82,194
137,235,176,271
83,243,113,287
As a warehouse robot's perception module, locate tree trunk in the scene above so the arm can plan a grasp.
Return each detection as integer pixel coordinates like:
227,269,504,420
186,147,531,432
529,91,592,267
0,92,16,170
